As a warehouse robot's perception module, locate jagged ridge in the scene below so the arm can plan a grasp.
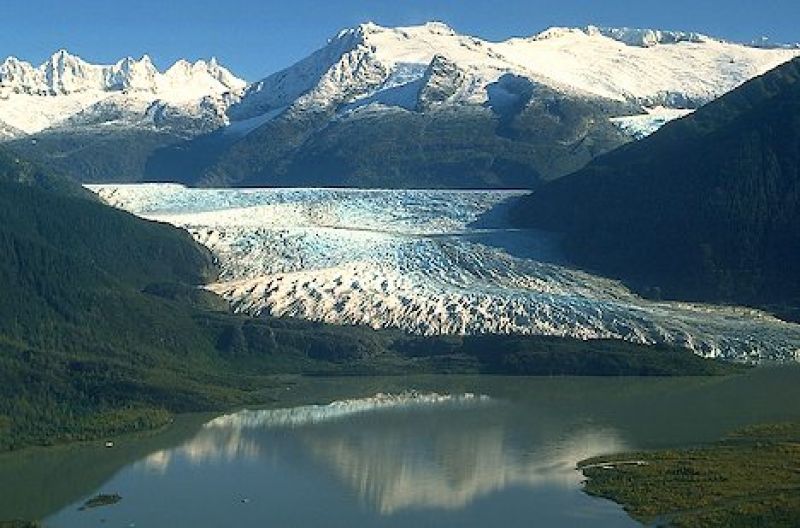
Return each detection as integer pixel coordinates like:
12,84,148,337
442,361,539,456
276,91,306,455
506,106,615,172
0,50,245,135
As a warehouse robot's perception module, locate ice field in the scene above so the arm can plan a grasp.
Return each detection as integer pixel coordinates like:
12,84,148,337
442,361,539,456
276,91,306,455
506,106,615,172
91,184,800,362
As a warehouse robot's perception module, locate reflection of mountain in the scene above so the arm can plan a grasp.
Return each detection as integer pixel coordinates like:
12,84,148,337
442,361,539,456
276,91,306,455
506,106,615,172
204,392,490,429
141,392,491,473
27,373,800,526
301,424,625,514
140,426,262,472
139,393,626,514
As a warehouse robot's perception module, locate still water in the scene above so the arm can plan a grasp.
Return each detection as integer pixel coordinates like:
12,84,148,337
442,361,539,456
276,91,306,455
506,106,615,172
3,368,800,527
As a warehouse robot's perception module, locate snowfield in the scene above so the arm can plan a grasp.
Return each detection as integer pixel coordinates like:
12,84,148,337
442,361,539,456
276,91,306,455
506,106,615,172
90,184,800,362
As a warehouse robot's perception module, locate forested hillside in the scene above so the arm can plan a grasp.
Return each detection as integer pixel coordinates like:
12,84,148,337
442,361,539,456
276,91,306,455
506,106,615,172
513,58,800,317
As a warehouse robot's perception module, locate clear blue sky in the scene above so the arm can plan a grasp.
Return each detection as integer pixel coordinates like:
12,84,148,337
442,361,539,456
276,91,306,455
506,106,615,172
1,0,798,81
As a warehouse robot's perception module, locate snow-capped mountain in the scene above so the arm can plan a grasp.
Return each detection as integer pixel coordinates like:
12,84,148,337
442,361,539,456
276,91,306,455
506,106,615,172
232,22,799,123
0,50,245,135
3,23,799,187
201,22,800,187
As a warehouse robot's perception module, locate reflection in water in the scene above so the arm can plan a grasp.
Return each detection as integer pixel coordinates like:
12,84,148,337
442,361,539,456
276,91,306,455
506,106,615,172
140,391,491,473
206,391,491,429
140,427,262,472
138,392,625,515
303,425,625,514
30,370,800,527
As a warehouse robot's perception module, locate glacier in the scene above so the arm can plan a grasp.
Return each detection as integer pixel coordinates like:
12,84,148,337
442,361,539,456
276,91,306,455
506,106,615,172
90,183,800,363
609,106,695,139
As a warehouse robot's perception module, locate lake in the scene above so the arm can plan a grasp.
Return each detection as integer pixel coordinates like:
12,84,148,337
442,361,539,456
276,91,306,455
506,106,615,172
3,368,800,527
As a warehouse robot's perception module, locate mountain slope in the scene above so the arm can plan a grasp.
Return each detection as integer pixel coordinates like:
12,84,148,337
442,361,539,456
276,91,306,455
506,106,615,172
512,58,800,314
173,23,800,188
0,148,222,447
0,151,404,448
4,24,798,187
233,23,798,119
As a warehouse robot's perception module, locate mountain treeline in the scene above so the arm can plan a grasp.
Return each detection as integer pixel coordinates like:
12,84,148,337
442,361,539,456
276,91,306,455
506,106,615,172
7,87,630,189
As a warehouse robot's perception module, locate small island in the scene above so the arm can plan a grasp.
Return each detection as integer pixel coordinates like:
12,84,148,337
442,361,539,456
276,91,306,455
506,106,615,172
78,493,122,511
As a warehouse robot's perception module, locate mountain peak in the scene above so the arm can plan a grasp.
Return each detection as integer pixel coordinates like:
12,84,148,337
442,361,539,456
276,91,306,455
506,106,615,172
162,58,245,91
44,48,86,70
49,48,78,61
336,21,458,42
420,21,456,34
167,58,192,71
356,21,382,33
333,22,375,41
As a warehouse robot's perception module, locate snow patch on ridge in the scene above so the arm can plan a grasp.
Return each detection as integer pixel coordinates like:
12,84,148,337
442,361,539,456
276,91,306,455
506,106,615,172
610,106,695,138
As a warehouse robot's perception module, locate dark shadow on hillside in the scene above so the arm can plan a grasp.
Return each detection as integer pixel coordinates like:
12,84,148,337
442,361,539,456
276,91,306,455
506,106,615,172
485,74,535,139
466,193,566,264
144,129,237,184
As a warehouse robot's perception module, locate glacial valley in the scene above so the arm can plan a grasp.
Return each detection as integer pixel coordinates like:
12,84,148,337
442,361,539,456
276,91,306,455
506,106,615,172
91,184,800,362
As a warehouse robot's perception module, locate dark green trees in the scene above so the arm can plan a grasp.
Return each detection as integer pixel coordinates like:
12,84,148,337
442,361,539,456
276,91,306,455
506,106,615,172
513,58,800,313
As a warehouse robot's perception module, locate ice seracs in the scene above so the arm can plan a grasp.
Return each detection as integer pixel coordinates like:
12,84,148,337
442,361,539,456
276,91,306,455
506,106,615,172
90,184,800,363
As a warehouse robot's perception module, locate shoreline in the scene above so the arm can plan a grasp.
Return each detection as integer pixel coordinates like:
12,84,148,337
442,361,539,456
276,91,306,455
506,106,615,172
2,370,799,524
578,422,800,526
0,363,750,455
